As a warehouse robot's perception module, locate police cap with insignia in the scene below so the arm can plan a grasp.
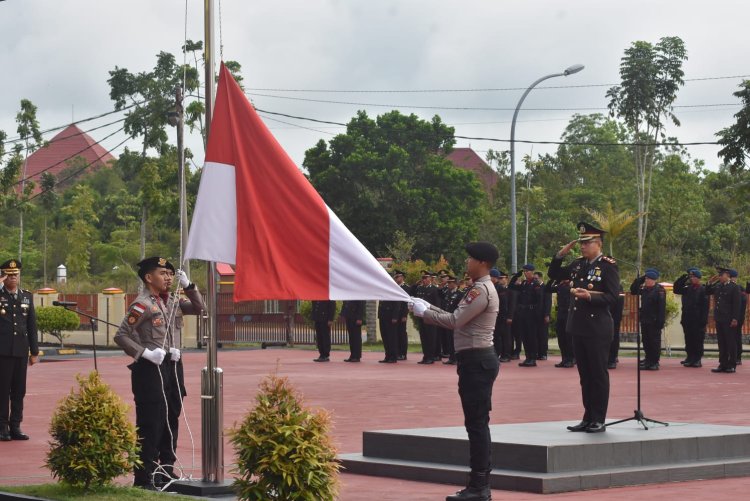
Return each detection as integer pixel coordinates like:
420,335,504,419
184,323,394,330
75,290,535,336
716,266,732,275
392,269,405,278
447,276,457,282
498,270,508,278
137,256,176,280
522,263,535,271
489,268,501,278
687,267,702,279
577,221,606,242
465,242,499,265
644,268,660,280
0,259,21,275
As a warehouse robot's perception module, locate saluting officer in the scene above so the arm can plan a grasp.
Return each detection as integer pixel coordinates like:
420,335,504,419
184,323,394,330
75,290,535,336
114,257,204,489
673,268,708,368
630,269,666,371
706,267,742,373
411,242,500,501
548,222,620,434
509,264,543,366
0,260,38,442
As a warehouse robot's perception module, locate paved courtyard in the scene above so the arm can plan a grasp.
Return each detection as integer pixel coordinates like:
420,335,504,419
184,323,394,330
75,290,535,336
1,346,749,500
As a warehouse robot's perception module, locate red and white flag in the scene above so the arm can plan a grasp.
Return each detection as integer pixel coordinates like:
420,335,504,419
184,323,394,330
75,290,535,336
185,63,409,303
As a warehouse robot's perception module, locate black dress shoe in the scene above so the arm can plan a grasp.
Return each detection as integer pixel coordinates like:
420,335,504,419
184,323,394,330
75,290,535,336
519,359,537,367
607,362,617,369
737,359,742,365
498,356,511,362
443,359,457,365
313,356,330,362
9,428,29,440
397,355,407,361
586,422,606,433
643,364,659,371
725,367,737,373
378,359,396,364
537,355,547,361
711,366,726,373
561,361,575,368
680,359,689,365
344,358,361,362
687,361,702,368
510,353,520,360
566,421,591,432
554,361,566,367
417,359,434,364
0,429,10,441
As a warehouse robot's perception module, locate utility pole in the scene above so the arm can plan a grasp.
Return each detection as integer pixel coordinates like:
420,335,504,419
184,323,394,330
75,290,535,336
175,86,190,275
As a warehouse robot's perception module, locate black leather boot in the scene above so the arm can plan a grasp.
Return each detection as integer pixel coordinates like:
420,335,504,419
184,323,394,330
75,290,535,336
446,470,491,501
9,426,29,440
0,425,10,441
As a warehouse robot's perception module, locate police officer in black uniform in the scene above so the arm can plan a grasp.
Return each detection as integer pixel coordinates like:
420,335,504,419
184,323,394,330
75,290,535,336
730,270,747,364
548,222,620,433
378,273,402,363
412,271,441,364
494,270,513,363
630,268,666,371
442,276,464,365
509,264,543,366
673,268,709,368
312,300,337,362
706,267,742,373
395,271,410,360
340,300,365,362
548,278,574,368
0,260,38,442
535,271,552,360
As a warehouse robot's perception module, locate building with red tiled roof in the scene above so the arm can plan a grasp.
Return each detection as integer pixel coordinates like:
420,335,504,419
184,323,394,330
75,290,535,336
21,124,115,193
444,147,499,200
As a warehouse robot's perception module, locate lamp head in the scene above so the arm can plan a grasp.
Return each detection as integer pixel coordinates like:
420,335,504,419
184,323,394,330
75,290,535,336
564,64,585,76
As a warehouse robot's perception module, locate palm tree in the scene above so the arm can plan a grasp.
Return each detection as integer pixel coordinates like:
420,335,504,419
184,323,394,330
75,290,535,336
585,202,644,256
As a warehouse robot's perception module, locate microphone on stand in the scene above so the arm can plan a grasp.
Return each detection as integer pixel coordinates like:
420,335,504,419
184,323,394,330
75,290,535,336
52,300,78,307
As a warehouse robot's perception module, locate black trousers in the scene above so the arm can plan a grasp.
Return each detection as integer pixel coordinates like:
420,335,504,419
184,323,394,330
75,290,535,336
131,358,185,486
716,321,737,369
438,327,453,357
398,320,408,358
0,355,27,428
573,334,611,423
511,319,522,356
641,323,661,364
517,308,538,359
379,317,398,361
682,322,705,362
418,320,437,361
345,317,362,359
456,347,499,472
314,320,331,358
608,321,621,364
556,316,574,363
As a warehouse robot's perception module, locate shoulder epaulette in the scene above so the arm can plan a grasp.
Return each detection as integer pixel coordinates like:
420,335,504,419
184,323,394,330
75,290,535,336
602,256,616,264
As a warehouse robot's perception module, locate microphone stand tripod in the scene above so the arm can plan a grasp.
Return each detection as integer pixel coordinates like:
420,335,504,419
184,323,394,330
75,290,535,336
605,260,668,431
56,304,121,372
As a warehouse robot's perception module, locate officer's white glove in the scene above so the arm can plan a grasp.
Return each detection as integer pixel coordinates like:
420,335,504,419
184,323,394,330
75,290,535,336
169,347,181,362
142,347,167,365
176,269,190,288
410,298,430,317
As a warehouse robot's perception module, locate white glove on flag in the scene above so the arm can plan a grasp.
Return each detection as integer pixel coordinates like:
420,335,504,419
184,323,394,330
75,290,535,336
410,297,430,317
176,269,190,288
169,347,181,362
142,348,167,365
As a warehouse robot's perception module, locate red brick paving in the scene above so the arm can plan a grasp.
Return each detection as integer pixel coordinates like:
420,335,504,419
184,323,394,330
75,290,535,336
1,347,749,500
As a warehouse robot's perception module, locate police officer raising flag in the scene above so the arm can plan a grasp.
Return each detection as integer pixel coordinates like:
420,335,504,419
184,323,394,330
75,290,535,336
411,242,500,501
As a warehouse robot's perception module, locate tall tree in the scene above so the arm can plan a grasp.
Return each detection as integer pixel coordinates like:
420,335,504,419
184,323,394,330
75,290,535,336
304,110,486,266
39,172,58,285
62,185,98,279
606,36,687,269
15,99,44,260
716,80,750,172
584,202,643,257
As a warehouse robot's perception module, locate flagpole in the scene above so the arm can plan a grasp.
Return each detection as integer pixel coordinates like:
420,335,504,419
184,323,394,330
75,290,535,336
201,0,224,484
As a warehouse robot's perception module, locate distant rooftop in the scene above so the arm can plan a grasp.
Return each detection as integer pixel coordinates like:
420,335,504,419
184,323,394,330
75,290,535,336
444,147,499,199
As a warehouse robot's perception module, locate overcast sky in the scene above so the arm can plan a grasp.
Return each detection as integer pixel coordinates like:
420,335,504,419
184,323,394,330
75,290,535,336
1,0,747,172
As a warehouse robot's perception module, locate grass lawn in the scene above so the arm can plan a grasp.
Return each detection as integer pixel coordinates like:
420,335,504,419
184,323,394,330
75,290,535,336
0,484,197,500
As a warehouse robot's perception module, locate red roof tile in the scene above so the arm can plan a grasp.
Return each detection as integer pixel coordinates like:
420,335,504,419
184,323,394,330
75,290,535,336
444,147,499,198
21,124,115,193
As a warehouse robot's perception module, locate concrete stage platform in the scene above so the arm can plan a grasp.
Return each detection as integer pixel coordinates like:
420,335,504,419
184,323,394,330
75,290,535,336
340,421,750,493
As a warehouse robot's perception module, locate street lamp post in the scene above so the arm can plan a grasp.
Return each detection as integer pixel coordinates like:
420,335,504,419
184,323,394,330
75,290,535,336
509,64,584,272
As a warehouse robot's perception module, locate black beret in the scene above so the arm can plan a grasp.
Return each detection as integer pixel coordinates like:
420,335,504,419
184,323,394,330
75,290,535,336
465,242,499,264
137,256,175,280
0,259,21,275
522,263,535,271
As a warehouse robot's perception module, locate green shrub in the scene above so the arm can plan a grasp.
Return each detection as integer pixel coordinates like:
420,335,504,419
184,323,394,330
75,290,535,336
46,371,141,489
37,306,80,347
229,372,340,500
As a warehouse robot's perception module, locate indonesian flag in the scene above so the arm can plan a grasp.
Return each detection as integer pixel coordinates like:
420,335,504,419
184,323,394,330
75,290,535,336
185,63,409,303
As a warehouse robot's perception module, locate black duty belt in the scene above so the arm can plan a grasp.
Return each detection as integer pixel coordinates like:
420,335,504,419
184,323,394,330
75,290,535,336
455,347,496,362
517,304,537,309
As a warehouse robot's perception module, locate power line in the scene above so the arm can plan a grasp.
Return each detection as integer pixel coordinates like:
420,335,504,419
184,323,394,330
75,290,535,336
255,108,723,147
1,118,126,158
246,74,750,94
257,113,337,136
248,92,740,112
